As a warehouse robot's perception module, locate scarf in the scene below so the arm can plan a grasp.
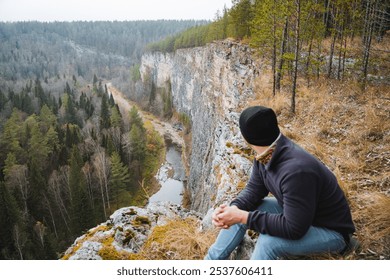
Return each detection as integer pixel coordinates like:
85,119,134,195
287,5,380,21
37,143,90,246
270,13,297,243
255,146,276,165
255,133,281,165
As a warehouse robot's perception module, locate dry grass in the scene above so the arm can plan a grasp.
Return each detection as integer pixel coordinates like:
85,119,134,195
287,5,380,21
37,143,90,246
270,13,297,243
138,218,218,260
251,72,390,259
352,193,390,258
98,236,141,260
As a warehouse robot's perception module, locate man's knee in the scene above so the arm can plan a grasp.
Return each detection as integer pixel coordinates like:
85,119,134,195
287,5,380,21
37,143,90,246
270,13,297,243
205,223,248,260
251,234,284,260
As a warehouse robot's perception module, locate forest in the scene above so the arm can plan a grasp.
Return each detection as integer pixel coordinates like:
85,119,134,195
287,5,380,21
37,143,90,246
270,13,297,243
0,75,168,259
0,20,207,91
147,0,389,112
0,0,389,260
0,20,204,259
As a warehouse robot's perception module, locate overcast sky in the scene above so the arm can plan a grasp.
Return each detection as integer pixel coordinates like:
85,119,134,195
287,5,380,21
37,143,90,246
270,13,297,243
0,0,233,22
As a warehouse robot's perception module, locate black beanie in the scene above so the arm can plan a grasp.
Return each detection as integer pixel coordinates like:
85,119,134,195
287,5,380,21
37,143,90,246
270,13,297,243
239,106,280,146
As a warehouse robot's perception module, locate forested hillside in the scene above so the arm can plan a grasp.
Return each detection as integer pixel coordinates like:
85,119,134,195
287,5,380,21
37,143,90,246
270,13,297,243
0,20,207,89
147,0,389,111
0,74,167,259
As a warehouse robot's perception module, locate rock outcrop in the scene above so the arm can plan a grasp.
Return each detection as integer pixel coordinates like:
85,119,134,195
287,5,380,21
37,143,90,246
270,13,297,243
62,202,202,260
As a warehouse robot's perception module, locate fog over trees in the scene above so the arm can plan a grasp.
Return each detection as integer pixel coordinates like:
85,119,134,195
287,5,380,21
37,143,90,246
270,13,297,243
0,20,207,89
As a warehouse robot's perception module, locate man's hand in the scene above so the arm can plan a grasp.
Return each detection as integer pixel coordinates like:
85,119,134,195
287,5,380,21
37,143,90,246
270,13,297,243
212,205,249,229
212,204,228,228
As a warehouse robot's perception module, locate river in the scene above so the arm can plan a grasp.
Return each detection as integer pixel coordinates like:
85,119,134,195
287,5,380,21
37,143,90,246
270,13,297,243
149,142,186,205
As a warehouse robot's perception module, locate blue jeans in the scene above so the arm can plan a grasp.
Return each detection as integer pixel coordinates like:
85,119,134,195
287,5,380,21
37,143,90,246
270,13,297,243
205,197,346,260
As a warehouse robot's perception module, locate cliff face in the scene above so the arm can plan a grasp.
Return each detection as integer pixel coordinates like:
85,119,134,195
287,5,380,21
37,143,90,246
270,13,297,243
63,41,259,260
140,40,259,214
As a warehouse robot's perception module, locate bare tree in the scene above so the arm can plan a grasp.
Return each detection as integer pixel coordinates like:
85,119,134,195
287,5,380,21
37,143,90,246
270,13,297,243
92,147,111,218
43,194,58,239
82,162,95,211
5,164,29,218
33,221,46,248
13,225,26,260
48,168,71,233
108,127,122,153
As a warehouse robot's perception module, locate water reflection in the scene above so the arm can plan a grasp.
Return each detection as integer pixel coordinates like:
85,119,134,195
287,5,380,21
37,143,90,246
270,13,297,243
149,144,185,205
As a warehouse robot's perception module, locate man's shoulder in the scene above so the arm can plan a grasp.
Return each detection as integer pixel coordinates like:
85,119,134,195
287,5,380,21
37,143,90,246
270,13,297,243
274,136,325,173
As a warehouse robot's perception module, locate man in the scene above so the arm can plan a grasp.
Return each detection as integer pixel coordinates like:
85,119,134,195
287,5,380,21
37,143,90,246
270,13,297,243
205,106,355,260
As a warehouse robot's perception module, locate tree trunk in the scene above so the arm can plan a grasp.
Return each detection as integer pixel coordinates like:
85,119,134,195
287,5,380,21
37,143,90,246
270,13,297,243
272,0,277,96
327,29,337,78
44,195,58,239
341,33,348,80
337,20,345,80
362,0,378,89
276,17,288,92
13,225,24,260
316,40,322,79
306,35,314,86
291,0,301,114
93,148,110,218
324,0,332,37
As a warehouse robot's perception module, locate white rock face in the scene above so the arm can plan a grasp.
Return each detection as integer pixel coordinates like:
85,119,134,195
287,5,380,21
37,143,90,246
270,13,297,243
68,241,102,260
140,40,258,214
63,202,202,260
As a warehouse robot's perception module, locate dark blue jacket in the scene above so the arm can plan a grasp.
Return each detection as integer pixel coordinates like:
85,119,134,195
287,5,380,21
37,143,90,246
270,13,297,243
231,134,355,240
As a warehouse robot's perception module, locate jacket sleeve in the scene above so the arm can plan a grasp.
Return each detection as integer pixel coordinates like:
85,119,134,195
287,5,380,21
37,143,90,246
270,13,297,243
230,160,269,212
246,170,318,240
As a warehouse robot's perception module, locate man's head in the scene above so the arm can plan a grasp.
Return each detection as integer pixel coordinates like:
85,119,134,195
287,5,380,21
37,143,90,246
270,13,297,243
239,106,280,147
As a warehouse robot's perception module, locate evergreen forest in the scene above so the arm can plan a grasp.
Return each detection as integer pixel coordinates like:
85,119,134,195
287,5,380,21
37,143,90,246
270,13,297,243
0,20,205,259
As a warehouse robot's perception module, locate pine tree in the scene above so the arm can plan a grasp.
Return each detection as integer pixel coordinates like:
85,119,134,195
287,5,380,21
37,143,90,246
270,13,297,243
27,115,49,173
39,105,57,133
0,181,20,259
109,151,130,208
62,93,78,125
100,93,110,130
109,93,115,107
34,78,47,108
0,89,8,111
0,109,24,161
3,153,29,217
128,124,147,179
128,106,144,133
110,105,122,129
230,0,254,39
92,76,99,94
65,82,72,95
68,146,94,236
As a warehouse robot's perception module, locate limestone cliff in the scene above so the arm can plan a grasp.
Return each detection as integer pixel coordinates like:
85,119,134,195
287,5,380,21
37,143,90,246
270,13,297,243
140,40,258,214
